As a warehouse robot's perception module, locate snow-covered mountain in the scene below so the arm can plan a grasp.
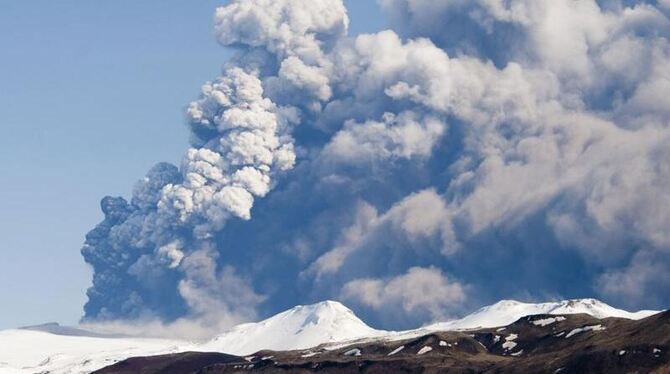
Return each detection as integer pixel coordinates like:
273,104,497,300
0,327,183,374
0,299,660,373
425,298,659,331
198,300,386,355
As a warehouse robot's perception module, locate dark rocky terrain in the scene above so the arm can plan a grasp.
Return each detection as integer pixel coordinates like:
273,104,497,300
95,310,670,374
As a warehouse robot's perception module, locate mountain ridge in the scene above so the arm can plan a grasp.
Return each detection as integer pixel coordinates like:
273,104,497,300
97,309,670,373
0,298,663,373
424,298,659,332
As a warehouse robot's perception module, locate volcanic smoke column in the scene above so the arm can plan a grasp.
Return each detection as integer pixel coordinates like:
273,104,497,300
81,68,298,323
81,0,670,329
80,0,348,325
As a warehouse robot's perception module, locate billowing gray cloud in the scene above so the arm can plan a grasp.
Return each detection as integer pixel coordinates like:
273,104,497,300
81,0,670,333
341,266,467,325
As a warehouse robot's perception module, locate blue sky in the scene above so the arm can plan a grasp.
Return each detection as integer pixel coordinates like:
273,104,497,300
0,0,384,329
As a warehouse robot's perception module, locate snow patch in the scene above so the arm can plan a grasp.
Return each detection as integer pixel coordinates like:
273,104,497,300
532,317,566,327
387,346,404,356
502,341,517,350
343,348,361,356
565,324,605,338
417,346,433,355
502,334,518,351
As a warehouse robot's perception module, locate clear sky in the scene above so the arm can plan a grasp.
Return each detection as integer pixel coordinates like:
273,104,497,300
0,0,385,329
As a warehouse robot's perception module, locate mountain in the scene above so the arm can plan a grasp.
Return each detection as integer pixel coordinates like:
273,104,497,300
198,301,386,355
98,310,670,373
0,298,662,373
425,298,659,331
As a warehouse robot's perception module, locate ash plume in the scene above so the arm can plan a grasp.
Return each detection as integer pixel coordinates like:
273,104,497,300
82,0,670,332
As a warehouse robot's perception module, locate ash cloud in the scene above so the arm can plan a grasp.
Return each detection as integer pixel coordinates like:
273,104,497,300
82,0,670,332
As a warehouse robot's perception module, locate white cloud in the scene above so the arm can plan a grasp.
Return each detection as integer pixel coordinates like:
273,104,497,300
322,111,446,165
341,266,467,321
214,0,349,63
157,241,185,269
597,250,670,308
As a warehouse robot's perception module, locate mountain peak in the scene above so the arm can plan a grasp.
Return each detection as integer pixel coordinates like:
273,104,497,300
199,300,383,355
290,300,354,315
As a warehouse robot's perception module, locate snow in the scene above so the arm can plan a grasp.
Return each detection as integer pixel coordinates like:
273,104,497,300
0,329,185,374
387,345,404,356
292,298,659,350
343,348,361,356
426,299,658,331
511,350,523,356
532,316,566,326
198,300,385,356
565,324,606,338
15,323,118,338
502,341,517,350
502,334,518,350
619,350,626,356
0,301,379,373
417,346,433,355
0,298,659,373
439,340,448,346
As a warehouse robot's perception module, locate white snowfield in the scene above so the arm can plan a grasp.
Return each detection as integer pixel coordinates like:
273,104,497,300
0,328,184,374
0,299,660,373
